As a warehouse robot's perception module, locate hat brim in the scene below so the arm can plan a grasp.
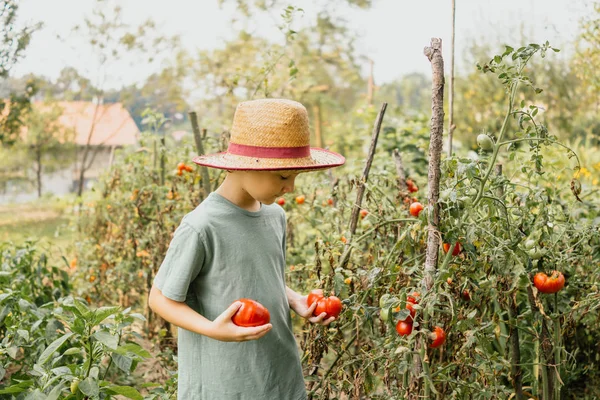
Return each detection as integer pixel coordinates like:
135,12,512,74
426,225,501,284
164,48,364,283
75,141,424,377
192,148,345,171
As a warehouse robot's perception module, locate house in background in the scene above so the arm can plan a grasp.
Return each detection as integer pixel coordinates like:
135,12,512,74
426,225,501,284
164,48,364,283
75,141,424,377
0,101,140,203
57,101,140,189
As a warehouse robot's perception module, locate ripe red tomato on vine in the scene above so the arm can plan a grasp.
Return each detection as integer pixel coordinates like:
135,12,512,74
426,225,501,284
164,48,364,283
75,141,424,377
533,271,565,294
396,320,413,336
409,202,424,217
429,326,446,348
443,242,461,256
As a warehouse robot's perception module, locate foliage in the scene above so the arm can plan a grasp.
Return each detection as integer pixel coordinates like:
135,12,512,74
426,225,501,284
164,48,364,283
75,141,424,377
0,242,170,399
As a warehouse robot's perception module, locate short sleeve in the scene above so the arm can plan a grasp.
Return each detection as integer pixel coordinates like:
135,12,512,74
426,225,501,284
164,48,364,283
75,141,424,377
153,222,205,302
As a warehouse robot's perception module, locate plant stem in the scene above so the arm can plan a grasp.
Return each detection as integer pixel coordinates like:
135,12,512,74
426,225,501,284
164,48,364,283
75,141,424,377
553,293,561,399
473,85,517,207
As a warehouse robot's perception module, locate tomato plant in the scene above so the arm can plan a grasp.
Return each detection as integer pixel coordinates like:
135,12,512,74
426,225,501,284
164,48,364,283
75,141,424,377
232,299,271,327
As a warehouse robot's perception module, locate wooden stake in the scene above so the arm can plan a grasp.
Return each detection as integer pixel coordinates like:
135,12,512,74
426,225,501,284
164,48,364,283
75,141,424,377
338,102,387,269
189,111,212,199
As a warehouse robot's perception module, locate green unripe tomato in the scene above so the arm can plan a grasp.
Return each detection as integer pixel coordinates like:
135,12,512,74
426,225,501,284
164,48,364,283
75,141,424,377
380,307,390,322
477,134,494,151
379,294,391,309
524,239,536,250
528,247,544,260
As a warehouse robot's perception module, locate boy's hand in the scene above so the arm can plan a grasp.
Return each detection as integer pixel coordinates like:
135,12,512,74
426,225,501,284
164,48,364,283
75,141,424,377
291,294,336,326
210,301,272,342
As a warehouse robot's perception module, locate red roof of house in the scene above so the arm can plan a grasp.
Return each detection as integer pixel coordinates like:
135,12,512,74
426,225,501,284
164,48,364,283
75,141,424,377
35,101,139,146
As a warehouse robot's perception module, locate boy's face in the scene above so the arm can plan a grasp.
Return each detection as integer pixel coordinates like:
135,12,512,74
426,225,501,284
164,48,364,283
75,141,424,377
238,170,299,205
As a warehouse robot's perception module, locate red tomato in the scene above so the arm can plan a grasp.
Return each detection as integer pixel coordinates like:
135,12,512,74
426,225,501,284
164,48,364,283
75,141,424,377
184,165,193,172
461,289,471,302
407,292,420,304
314,296,343,319
409,202,424,217
405,301,416,320
232,299,271,327
295,195,305,205
429,326,446,348
396,320,413,336
443,242,461,256
276,197,285,206
327,198,334,206
360,209,369,219
177,162,186,171
406,179,418,193
307,289,324,307
533,271,565,294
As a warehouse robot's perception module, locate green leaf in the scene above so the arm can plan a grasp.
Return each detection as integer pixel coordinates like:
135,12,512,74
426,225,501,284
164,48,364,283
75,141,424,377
38,332,75,365
113,353,134,373
24,389,46,400
92,306,120,326
78,377,100,397
116,342,152,358
0,380,34,394
104,385,144,400
93,330,119,350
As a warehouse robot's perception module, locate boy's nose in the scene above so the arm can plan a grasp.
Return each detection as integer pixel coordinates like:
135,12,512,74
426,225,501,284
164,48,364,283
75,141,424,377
282,183,295,193
282,180,295,193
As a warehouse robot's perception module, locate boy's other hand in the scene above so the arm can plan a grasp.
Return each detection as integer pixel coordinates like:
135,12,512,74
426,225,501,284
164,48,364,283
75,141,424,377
210,301,272,342
292,295,336,326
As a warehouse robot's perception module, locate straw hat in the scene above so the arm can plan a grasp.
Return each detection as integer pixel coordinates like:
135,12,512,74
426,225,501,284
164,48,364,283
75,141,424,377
192,98,345,171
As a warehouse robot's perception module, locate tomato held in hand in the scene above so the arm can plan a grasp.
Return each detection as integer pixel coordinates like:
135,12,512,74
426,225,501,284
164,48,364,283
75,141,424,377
314,296,343,319
429,326,446,348
533,271,565,294
443,242,461,256
308,289,342,319
409,202,424,217
231,299,271,327
396,320,413,336
307,289,324,307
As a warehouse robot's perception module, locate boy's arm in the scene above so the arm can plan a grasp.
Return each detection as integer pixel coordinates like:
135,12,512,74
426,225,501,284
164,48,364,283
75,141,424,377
148,285,272,342
285,286,335,325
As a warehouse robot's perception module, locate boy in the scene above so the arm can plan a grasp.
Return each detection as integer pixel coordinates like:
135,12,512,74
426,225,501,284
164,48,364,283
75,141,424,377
148,98,345,399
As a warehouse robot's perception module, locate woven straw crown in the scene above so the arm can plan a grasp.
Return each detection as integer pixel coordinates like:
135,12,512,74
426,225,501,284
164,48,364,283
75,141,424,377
193,98,345,171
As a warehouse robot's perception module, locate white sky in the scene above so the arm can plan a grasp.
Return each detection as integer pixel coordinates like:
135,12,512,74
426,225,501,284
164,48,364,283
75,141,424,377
13,0,591,89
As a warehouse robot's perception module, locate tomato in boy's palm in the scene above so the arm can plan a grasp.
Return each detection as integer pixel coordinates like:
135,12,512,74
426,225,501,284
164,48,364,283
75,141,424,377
314,296,342,319
231,299,271,327
307,289,324,307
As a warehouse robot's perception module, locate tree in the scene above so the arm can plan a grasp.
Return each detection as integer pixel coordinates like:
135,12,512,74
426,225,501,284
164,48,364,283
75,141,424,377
190,5,368,156
68,0,179,196
105,53,190,129
0,0,41,145
21,102,75,197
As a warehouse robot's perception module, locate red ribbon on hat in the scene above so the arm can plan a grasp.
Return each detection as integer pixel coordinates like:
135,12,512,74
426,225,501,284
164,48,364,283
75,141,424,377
227,143,310,159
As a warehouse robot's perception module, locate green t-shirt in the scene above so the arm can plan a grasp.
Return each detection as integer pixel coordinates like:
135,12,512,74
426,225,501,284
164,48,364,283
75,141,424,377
154,192,306,400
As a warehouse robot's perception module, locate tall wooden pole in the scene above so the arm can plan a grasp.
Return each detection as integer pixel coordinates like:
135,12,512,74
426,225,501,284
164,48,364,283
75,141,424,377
448,0,456,156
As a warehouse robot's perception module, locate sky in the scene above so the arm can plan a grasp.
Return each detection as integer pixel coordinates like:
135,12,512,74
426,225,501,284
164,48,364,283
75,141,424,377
12,0,592,90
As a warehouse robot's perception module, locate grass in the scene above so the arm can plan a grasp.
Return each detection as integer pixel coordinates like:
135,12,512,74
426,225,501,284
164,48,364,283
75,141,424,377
0,197,78,264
